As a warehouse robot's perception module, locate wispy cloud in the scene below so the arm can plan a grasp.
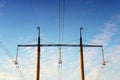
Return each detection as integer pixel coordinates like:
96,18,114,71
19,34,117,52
0,58,19,80
85,19,120,80
92,22,117,46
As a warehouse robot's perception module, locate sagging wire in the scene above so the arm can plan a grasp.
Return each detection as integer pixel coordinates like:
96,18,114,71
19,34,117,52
41,38,55,44
67,38,79,44
20,39,37,45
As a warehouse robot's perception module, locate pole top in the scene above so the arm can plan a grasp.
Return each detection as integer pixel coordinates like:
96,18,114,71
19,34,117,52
80,27,83,38
37,27,40,30
80,27,83,30
36,27,40,38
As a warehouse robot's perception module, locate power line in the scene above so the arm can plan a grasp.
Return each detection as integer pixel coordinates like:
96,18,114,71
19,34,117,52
62,0,66,44
58,0,62,65
58,0,65,80
67,38,79,43
106,46,119,62
0,41,14,62
0,41,25,80
58,0,66,65
16,65,25,80
58,0,61,44
41,38,55,44
21,39,37,45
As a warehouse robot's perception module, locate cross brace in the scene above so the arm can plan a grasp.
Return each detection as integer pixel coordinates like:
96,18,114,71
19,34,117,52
18,44,102,47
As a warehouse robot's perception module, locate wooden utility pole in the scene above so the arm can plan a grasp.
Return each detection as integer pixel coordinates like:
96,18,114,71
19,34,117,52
80,27,85,80
36,27,40,80
17,27,41,80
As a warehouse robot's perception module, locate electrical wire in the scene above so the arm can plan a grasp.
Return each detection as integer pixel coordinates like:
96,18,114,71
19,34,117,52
41,38,55,44
58,0,64,80
58,0,66,44
0,41,14,62
59,0,61,45
0,41,25,80
58,0,66,63
58,0,62,65
62,0,66,44
20,39,37,45
106,49,118,62
16,65,25,80
58,0,66,69
82,39,102,45
66,38,79,44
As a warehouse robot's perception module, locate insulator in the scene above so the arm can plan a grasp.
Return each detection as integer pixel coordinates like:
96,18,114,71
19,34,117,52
59,59,62,64
102,61,106,65
14,60,18,65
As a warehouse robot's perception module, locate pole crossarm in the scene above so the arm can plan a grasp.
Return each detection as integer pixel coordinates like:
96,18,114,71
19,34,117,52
18,44,102,47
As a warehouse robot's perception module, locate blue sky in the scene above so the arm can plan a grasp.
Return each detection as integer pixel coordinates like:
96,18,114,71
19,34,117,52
0,0,120,80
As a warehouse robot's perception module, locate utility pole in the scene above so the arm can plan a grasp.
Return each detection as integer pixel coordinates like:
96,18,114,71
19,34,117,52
80,27,85,80
17,27,104,80
17,27,41,80
36,27,40,80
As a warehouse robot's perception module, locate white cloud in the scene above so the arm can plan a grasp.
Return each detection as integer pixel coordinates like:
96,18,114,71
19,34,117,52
1,73,18,80
92,22,117,46
0,59,19,80
85,19,120,80
86,68,101,80
0,73,4,79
